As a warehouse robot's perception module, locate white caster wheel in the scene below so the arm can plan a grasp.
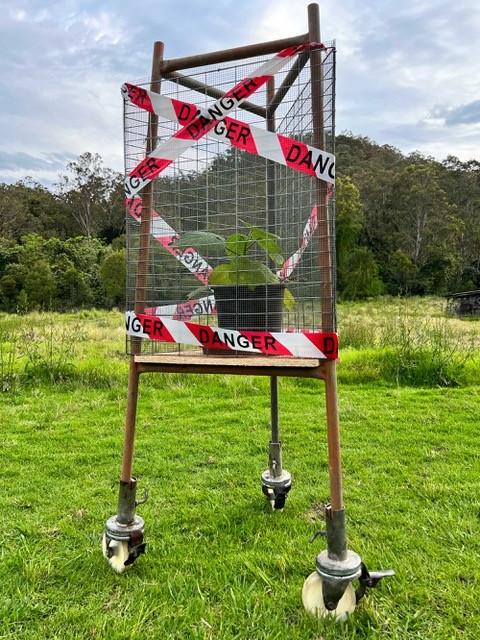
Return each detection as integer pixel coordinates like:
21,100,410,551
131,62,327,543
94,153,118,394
302,572,356,621
102,533,130,573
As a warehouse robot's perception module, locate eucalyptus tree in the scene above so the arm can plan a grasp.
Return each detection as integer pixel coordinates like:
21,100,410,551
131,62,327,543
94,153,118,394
386,161,462,293
55,153,123,240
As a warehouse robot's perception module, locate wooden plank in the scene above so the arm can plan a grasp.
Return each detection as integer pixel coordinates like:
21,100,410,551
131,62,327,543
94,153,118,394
134,352,326,379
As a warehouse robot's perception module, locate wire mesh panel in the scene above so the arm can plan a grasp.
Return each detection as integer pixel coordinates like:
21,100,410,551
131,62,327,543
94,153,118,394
124,43,336,357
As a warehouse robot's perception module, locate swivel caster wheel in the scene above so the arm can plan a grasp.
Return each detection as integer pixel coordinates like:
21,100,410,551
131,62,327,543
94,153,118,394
261,469,291,510
102,533,130,573
103,513,146,573
302,572,356,621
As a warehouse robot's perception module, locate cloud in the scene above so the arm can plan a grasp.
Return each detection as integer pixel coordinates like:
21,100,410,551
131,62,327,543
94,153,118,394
0,150,74,172
1,0,480,184
0,150,78,186
428,101,480,126
0,0,134,182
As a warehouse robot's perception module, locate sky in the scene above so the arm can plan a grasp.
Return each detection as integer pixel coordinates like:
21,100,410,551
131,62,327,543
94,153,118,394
1,0,479,186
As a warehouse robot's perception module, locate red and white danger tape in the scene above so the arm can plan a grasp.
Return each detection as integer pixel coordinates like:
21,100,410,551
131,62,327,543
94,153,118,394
124,44,337,357
126,197,212,285
126,312,337,359
126,196,320,320
124,43,325,197
122,84,335,185
146,295,216,321
279,203,318,281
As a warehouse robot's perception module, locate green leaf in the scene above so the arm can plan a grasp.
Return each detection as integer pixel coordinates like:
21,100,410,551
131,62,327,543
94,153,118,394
225,233,250,257
209,263,235,285
283,288,295,311
170,231,226,258
241,221,284,265
210,257,280,286
254,237,284,266
232,257,280,285
187,285,212,300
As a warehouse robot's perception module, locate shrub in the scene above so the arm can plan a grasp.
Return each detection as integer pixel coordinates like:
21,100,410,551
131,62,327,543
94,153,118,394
338,298,478,386
99,250,126,309
21,318,80,384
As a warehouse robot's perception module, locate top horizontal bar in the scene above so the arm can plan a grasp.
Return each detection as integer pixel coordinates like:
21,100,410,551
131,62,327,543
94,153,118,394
160,33,310,73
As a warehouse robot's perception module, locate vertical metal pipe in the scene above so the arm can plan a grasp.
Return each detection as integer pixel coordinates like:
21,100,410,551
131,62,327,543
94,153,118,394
266,79,280,451
309,5,344,513
308,3,334,333
266,78,276,236
324,359,343,511
121,41,164,484
121,358,140,483
133,41,165,329
270,376,280,443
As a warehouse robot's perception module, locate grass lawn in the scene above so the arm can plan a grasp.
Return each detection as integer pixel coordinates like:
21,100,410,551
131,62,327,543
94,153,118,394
1,300,479,639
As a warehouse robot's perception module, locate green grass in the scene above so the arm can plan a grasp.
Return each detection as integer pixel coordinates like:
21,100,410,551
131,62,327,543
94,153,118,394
1,300,479,639
337,296,480,387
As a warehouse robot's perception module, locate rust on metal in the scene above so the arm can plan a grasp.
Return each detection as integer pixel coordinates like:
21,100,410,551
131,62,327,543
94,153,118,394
161,34,309,73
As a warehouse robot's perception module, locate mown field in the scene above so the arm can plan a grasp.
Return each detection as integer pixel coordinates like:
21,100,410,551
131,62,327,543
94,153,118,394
1,297,479,639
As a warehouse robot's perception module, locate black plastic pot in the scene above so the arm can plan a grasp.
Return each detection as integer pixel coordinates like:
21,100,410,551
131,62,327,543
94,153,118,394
212,283,284,331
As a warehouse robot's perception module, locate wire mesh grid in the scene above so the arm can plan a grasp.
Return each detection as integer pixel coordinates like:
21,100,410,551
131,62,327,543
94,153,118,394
124,43,336,355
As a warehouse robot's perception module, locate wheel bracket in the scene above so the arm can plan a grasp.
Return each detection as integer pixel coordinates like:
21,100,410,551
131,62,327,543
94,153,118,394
355,562,395,603
261,469,292,510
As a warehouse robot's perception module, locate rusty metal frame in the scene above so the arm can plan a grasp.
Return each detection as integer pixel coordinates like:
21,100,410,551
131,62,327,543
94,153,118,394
120,2,343,512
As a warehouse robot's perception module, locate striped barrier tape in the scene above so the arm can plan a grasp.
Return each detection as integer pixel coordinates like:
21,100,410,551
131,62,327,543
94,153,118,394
122,84,335,185
145,295,216,321
126,197,211,285
145,294,217,321
127,196,215,320
279,203,318,281
127,196,318,320
126,311,337,359
124,42,325,197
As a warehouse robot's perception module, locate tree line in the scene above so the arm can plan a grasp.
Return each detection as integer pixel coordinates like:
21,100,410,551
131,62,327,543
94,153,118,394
0,136,479,312
0,152,126,311
335,134,480,298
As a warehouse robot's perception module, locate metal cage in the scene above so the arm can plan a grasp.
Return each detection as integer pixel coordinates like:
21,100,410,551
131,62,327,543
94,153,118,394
123,40,336,357
104,5,393,610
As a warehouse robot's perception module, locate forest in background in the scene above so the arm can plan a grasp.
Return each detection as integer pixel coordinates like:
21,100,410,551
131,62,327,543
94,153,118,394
0,134,479,312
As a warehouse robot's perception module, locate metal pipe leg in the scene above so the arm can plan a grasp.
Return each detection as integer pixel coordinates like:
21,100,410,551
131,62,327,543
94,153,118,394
121,357,140,483
314,361,362,608
261,377,291,509
305,360,394,613
104,358,147,569
270,375,279,444
268,377,284,479
324,360,343,513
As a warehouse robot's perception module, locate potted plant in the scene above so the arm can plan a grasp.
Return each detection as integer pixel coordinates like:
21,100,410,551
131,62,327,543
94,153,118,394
171,222,294,333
